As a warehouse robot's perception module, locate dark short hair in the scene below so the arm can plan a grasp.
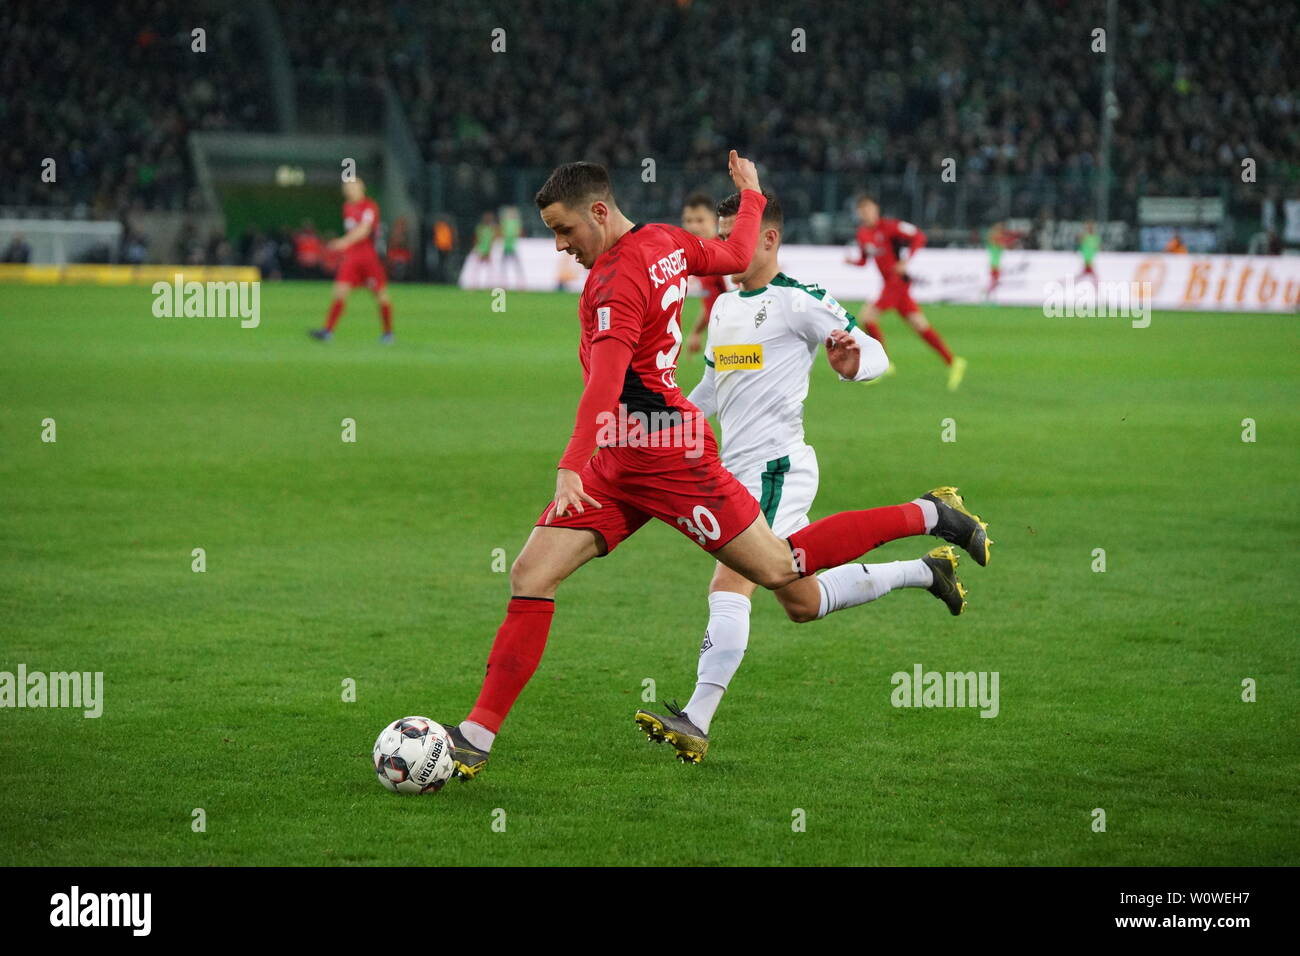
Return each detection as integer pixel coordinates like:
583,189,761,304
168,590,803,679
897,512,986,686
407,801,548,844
683,191,715,211
534,162,614,210
716,188,783,232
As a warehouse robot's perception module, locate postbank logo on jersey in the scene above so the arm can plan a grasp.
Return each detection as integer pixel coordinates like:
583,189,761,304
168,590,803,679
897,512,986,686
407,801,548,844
713,344,763,371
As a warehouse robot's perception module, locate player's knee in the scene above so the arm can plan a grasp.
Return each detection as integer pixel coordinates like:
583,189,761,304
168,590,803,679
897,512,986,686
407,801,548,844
781,595,820,624
754,567,795,592
509,553,557,597
508,555,538,592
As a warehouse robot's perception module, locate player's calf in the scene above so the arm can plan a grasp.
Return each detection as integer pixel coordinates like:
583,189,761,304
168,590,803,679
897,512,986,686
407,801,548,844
774,576,822,623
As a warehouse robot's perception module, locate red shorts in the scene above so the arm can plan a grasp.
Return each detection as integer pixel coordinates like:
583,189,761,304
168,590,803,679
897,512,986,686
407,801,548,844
337,251,387,291
874,279,919,315
536,429,760,555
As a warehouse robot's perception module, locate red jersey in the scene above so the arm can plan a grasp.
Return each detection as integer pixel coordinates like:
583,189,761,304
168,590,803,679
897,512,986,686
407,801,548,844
853,217,926,282
342,198,380,257
559,191,767,472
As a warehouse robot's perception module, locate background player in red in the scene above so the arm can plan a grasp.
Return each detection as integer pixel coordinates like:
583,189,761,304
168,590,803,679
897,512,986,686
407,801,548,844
309,178,394,343
437,152,992,781
846,196,967,390
680,192,729,354
985,221,1022,296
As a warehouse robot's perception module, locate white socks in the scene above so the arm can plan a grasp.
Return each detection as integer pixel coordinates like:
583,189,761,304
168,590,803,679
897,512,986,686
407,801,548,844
912,497,939,532
815,559,933,618
682,556,935,733
459,720,496,752
684,591,752,733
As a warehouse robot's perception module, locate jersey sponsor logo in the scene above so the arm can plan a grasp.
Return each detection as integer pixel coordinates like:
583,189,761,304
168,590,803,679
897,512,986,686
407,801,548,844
648,248,688,288
597,306,611,331
713,344,763,370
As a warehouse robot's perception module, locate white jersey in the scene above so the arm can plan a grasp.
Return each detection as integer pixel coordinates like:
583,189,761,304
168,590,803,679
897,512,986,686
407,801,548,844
687,272,887,473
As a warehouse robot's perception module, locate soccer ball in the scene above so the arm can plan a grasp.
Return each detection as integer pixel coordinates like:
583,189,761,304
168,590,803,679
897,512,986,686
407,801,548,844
372,716,455,794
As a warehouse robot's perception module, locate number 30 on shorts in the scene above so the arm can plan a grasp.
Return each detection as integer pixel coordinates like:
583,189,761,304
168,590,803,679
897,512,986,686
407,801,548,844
676,505,720,545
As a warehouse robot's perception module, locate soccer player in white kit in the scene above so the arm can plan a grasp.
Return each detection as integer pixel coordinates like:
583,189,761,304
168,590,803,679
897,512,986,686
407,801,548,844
635,189,980,763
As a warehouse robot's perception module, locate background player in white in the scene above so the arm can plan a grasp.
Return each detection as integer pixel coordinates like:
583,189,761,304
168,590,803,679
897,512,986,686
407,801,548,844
635,190,975,763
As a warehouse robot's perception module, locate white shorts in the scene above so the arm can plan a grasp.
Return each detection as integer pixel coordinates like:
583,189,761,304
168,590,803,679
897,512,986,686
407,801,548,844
729,444,820,538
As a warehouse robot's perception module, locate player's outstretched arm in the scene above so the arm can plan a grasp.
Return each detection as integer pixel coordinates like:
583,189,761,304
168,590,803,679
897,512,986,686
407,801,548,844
727,149,760,193
686,152,767,277
551,337,634,518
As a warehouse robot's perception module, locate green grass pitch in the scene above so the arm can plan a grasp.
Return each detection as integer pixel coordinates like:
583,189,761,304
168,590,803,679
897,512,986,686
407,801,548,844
1,281,1296,866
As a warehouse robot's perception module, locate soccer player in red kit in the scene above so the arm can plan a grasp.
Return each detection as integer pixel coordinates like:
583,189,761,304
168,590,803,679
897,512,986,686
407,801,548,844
681,192,729,355
846,196,967,390
438,152,991,781
309,178,394,343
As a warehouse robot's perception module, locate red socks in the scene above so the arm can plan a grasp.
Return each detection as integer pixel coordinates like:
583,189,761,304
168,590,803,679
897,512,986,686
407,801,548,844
324,299,393,334
867,319,952,365
787,503,926,575
467,597,555,733
324,299,344,332
920,327,953,364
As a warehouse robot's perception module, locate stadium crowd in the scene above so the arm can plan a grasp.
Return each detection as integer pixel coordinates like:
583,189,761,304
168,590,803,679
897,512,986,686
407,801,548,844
278,0,1298,194
5,0,1295,262
1,0,270,214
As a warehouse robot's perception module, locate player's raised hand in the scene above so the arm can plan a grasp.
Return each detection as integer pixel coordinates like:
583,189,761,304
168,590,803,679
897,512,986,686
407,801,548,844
824,328,861,379
727,149,761,193
550,468,602,521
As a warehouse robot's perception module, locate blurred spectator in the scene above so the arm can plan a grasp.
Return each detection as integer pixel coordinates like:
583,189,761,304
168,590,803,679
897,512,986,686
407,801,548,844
294,220,324,276
386,216,413,280
120,222,149,264
206,229,234,266
2,234,33,263
429,215,458,283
